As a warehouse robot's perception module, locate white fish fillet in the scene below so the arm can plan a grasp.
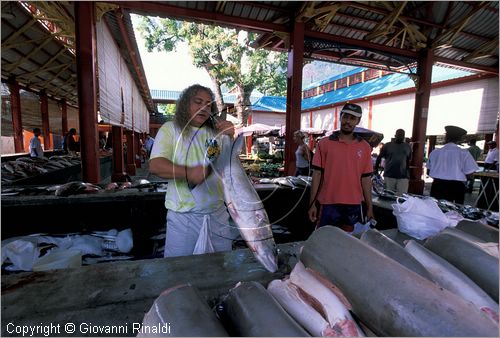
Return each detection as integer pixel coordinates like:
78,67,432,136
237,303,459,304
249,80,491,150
289,261,365,336
268,279,338,336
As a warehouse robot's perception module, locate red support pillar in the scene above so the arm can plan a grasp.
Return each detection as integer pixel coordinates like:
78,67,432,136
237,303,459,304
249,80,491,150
61,99,68,136
8,78,24,153
111,125,127,181
246,113,253,155
40,91,51,150
125,130,136,176
135,131,142,168
284,20,304,176
75,1,100,183
409,48,433,195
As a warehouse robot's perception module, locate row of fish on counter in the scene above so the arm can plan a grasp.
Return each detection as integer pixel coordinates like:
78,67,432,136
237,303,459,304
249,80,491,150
138,220,499,337
372,178,499,226
1,179,168,197
1,155,81,183
257,175,312,189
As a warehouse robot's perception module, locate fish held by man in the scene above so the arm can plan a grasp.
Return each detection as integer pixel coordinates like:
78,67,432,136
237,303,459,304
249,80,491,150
213,134,278,273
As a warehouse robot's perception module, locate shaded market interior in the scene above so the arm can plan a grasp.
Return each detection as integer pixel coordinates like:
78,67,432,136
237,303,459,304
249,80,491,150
1,2,499,336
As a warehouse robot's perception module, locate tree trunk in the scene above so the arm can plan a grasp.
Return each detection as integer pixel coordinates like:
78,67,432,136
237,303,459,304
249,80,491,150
235,84,252,126
208,73,225,117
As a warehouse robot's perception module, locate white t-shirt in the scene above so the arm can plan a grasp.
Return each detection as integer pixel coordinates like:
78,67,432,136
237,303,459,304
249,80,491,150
485,148,499,164
150,121,225,213
427,143,479,181
29,136,43,158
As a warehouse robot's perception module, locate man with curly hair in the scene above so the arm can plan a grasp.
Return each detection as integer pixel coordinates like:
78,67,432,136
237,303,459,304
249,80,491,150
149,84,238,257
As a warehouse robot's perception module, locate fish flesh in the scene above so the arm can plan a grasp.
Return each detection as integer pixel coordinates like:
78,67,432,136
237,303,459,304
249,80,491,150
268,261,364,337
300,226,499,336
424,229,499,301
214,135,277,272
404,240,499,323
267,279,334,336
222,281,310,336
138,284,228,337
360,228,434,281
456,220,499,243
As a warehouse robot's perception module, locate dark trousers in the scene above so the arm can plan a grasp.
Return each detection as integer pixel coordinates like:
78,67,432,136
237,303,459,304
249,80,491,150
295,166,310,176
430,178,466,204
317,204,363,232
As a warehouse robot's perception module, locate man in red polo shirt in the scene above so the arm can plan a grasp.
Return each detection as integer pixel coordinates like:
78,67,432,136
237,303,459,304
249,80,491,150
308,103,375,232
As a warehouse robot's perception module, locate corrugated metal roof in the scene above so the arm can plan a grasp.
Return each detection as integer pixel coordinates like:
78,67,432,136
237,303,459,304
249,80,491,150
251,96,287,112
216,66,477,113
303,67,366,90
150,89,262,104
302,65,474,110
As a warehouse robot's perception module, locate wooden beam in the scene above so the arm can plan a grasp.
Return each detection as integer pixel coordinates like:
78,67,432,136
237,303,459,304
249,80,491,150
1,19,37,47
434,56,499,75
305,29,418,59
365,1,407,41
462,37,499,62
409,48,433,195
40,91,51,150
433,1,490,48
112,1,287,34
284,21,304,176
4,37,54,72
75,1,100,183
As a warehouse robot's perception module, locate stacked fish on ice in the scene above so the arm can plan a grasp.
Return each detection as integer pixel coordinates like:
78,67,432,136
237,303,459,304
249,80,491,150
299,224,499,336
1,155,81,183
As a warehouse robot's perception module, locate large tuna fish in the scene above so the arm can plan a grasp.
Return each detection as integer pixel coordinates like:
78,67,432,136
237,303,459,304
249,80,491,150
214,135,278,272
424,229,499,301
456,220,499,243
138,284,228,337
360,228,434,281
222,281,310,336
405,240,499,323
300,226,499,337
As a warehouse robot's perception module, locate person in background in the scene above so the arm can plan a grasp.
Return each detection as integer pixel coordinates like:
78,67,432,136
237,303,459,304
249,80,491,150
63,128,79,155
293,130,311,176
29,128,44,158
427,126,479,204
99,132,107,151
484,141,499,171
149,84,238,257
374,129,412,195
144,134,155,158
308,103,374,232
466,138,482,192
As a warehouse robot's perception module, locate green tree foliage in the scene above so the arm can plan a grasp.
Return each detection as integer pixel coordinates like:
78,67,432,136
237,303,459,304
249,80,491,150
136,17,287,124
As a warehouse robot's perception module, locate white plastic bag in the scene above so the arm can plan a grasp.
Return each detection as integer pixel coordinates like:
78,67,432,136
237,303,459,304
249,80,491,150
193,215,215,255
392,195,452,240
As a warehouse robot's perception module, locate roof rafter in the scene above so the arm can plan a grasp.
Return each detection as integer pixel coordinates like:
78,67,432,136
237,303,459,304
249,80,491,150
365,1,407,41
432,1,491,48
462,37,499,62
4,37,54,72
